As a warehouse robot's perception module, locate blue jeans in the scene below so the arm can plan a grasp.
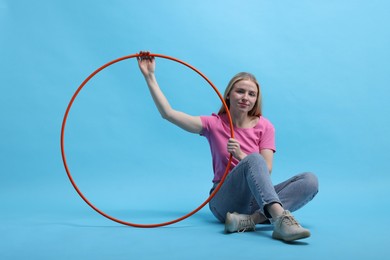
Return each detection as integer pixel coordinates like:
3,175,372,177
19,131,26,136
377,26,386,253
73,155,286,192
209,153,319,223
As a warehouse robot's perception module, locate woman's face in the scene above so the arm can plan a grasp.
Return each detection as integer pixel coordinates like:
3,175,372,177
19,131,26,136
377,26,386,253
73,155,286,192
227,79,258,114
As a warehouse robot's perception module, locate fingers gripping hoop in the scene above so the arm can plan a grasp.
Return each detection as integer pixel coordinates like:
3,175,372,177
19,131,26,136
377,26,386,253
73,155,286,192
60,52,234,228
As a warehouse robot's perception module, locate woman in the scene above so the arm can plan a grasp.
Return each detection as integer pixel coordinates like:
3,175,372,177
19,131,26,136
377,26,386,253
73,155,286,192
137,52,318,242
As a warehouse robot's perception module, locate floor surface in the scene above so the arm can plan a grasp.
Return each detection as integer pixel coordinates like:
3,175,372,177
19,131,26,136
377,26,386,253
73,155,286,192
1,176,388,259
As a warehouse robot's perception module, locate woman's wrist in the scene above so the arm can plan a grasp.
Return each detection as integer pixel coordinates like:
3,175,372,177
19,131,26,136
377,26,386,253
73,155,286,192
144,73,156,83
236,151,247,161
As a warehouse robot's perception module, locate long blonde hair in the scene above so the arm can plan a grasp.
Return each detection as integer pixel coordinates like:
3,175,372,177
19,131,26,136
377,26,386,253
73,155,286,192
218,72,262,117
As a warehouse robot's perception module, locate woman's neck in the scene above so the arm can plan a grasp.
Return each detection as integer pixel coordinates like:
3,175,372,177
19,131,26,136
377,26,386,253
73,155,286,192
230,111,252,128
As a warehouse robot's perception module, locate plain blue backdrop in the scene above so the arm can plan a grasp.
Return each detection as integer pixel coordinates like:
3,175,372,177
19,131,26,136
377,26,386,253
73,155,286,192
1,0,389,259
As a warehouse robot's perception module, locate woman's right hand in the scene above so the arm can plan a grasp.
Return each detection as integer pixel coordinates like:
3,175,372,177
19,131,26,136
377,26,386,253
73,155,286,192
137,51,155,77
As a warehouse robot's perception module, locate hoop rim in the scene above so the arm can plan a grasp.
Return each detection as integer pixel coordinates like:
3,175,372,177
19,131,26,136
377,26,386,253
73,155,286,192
60,52,234,228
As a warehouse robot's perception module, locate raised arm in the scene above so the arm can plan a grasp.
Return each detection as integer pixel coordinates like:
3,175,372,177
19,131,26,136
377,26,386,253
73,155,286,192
137,52,203,134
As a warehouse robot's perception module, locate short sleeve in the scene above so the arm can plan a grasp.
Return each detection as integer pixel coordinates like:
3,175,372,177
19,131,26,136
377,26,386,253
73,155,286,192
200,114,219,138
259,119,276,152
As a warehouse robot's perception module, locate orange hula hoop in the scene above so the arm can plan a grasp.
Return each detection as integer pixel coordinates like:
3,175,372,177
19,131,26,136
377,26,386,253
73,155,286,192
60,52,234,228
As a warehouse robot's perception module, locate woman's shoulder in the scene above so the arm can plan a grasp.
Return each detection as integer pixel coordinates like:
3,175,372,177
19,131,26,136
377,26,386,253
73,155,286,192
256,116,275,129
200,113,225,129
201,113,222,122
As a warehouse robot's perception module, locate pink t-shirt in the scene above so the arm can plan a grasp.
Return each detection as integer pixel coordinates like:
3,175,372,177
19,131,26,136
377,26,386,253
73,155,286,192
200,113,276,183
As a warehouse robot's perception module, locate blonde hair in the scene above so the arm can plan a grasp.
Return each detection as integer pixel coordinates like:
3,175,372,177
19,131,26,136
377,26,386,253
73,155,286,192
218,72,262,117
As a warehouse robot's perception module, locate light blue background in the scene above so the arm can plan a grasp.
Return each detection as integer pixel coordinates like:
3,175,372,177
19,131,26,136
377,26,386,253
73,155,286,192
1,0,389,259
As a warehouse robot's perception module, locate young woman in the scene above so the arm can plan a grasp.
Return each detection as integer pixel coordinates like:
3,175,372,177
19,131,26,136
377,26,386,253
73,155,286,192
137,52,318,242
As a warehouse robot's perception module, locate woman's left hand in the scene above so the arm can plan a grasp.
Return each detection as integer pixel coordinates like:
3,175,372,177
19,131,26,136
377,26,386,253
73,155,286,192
227,138,246,161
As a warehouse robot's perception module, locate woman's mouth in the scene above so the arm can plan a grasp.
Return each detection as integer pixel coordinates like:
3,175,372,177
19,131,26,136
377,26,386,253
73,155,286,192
238,102,249,107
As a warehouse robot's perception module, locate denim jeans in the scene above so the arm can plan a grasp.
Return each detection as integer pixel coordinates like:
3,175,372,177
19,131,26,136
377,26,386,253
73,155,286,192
209,153,319,223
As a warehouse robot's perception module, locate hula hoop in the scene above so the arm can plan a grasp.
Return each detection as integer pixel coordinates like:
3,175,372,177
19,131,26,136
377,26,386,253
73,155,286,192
60,52,234,228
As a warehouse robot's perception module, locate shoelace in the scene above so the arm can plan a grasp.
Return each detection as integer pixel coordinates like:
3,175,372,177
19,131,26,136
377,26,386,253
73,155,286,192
237,218,256,233
281,215,301,227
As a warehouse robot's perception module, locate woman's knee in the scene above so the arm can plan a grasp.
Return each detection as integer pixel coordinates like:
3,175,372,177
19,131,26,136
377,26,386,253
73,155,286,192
301,172,319,196
243,153,267,170
245,153,264,162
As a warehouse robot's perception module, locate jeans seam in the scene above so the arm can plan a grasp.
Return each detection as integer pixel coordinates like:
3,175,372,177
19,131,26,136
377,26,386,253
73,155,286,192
247,156,280,216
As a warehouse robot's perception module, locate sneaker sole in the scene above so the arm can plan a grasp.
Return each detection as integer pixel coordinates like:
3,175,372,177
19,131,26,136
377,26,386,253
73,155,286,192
272,230,311,242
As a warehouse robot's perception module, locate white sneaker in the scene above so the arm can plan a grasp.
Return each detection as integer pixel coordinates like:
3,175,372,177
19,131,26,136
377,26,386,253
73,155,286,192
272,210,311,242
225,212,256,233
